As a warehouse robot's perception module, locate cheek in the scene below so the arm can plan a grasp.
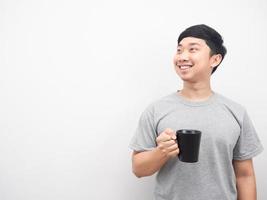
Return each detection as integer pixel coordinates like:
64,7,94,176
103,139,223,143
173,55,178,65
194,54,210,67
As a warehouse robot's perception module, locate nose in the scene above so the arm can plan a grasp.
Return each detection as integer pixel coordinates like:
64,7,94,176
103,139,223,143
177,50,189,63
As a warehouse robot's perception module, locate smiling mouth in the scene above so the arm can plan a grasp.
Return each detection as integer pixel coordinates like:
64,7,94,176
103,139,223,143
178,65,193,70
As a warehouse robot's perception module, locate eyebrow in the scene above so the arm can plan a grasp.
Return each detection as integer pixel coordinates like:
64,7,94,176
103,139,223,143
178,42,201,47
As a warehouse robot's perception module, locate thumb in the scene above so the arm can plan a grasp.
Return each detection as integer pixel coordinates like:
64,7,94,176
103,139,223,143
165,128,176,140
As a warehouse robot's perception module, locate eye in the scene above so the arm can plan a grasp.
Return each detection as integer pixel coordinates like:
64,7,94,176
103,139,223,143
176,48,182,54
190,48,198,52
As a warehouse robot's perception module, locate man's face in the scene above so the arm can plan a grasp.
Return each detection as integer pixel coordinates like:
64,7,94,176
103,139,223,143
173,37,218,82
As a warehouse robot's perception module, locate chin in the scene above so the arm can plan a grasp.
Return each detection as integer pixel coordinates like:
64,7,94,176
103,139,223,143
181,77,194,82
178,73,194,82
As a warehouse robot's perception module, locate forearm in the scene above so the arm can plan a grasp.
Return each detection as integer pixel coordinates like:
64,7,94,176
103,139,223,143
236,175,257,200
132,147,169,177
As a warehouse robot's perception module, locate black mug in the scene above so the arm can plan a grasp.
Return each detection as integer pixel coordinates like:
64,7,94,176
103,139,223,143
176,129,202,163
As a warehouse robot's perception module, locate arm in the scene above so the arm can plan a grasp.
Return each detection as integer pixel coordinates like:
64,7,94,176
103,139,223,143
233,159,257,200
132,128,179,178
131,148,169,178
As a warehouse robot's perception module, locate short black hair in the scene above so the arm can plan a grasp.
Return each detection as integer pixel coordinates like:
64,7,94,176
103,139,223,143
178,24,227,74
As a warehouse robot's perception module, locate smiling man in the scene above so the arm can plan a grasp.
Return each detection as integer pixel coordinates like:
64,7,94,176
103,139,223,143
129,24,263,200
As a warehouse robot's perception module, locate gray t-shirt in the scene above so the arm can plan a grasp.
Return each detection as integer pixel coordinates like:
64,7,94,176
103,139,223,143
129,91,263,200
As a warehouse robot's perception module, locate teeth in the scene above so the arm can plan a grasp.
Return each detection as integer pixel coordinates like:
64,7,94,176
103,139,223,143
179,65,191,69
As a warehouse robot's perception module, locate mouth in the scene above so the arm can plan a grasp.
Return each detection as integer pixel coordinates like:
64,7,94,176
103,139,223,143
177,64,193,70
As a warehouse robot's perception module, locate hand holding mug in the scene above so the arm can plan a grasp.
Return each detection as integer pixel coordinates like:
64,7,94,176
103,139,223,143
156,128,180,158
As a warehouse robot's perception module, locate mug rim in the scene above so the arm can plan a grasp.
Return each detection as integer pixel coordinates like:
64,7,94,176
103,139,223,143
176,129,201,134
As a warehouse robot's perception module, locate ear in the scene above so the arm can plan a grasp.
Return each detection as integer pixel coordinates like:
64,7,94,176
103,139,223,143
210,54,222,68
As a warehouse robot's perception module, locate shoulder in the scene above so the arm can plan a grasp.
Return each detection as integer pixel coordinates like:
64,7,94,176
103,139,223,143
141,92,178,116
215,92,247,118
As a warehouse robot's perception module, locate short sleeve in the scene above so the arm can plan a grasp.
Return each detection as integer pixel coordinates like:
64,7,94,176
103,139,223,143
129,108,158,152
233,110,264,160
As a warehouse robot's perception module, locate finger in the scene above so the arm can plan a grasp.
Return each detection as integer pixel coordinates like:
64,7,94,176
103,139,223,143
157,132,172,142
168,149,180,158
167,143,179,151
165,128,174,135
164,128,176,140
162,139,176,147
171,134,176,140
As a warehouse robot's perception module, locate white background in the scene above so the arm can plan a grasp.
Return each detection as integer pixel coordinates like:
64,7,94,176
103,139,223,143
0,0,266,199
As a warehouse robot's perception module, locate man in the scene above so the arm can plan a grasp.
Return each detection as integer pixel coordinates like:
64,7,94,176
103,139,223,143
129,24,264,200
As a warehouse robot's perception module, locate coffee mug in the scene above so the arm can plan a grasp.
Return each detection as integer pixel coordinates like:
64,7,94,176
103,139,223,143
176,129,202,163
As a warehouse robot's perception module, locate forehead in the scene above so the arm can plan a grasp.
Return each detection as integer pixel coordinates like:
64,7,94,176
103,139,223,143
178,37,207,47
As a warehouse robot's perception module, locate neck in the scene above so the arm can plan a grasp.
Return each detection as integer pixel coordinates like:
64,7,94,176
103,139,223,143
179,80,213,101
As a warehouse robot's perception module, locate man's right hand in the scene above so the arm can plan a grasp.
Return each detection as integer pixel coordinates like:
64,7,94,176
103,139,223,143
132,128,180,177
156,128,180,158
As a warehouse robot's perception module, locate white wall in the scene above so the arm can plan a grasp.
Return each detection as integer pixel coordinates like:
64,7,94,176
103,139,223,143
0,0,266,199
